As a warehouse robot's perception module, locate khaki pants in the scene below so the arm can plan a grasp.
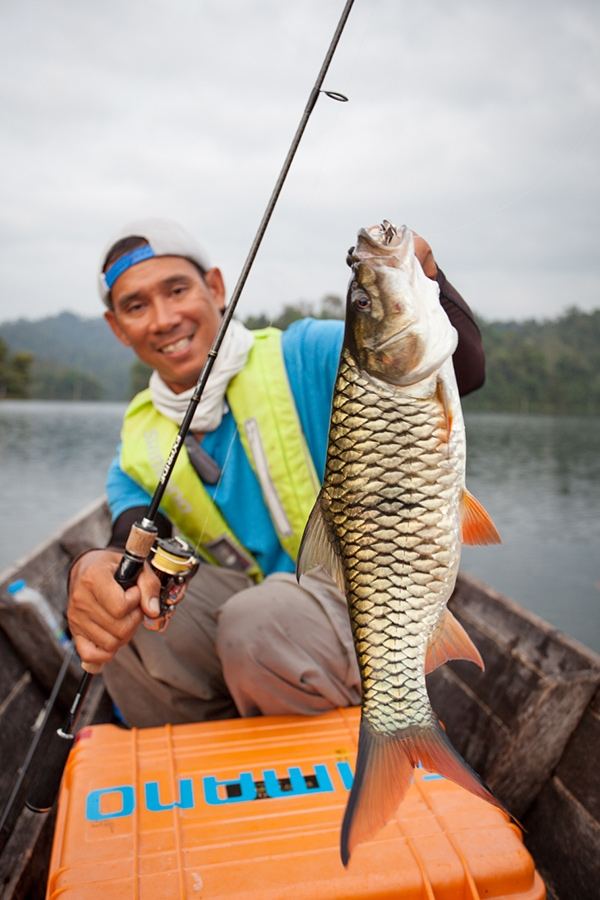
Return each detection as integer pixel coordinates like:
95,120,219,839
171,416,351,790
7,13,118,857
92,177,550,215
103,565,361,728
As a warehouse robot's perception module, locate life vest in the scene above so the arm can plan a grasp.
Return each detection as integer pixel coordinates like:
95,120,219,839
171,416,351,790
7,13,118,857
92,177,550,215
120,328,320,581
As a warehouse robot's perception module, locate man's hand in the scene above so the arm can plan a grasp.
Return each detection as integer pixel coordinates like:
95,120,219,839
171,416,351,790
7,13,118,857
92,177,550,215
67,548,164,673
413,233,438,280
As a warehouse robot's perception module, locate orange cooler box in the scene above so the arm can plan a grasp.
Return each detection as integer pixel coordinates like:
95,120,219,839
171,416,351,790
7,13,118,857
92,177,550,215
47,707,545,899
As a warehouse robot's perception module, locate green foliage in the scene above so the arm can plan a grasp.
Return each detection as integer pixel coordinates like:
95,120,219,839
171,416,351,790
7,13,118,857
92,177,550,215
463,308,600,415
0,312,133,400
30,361,104,400
0,338,33,398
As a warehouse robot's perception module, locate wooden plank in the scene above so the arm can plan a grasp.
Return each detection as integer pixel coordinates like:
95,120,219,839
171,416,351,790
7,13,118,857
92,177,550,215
428,665,511,777
453,573,600,676
0,627,50,811
524,775,600,900
446,590,599,726
435,575,600,817
554,685,600,822
0,497,110,619
0,498,110,702
0,499,112,892
0,683,64,852
0,807,56,900
483,668,599,816
0,602,81,703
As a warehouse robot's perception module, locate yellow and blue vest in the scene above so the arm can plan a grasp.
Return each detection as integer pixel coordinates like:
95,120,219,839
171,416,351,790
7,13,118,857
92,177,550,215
120,328,321,581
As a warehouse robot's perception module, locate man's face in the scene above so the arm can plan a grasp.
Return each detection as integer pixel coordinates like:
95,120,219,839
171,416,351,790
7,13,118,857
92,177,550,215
105,256,225,393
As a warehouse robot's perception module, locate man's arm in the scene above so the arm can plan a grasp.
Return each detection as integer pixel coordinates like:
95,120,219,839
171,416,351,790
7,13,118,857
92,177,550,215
437,268,485,396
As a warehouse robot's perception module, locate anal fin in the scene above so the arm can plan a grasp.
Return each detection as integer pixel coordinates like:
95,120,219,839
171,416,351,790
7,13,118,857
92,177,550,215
425,609,484,673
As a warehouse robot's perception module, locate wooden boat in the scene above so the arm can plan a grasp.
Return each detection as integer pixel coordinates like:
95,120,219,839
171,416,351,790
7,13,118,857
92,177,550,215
0,499,598,899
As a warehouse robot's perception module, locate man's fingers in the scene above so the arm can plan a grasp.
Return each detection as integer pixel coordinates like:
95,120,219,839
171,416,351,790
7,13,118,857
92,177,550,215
68,548,151,670
412,232,438,279
143,613,169,632
137,563,163,619
74,634,114,671
81,661,103,675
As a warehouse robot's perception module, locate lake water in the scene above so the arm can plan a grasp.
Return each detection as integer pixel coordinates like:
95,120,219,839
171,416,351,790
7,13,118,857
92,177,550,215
0,401,599,653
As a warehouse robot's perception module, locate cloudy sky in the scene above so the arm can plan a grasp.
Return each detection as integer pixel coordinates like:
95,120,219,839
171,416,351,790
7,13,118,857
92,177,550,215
1,0,598,324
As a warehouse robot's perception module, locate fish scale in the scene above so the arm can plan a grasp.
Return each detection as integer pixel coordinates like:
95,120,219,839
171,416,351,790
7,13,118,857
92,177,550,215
323,350,460,736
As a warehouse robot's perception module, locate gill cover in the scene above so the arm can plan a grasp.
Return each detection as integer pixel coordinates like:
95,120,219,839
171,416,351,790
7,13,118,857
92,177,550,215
345,221,458,386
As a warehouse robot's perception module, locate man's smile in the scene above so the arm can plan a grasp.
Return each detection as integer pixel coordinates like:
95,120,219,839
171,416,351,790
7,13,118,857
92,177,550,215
157,332,196,355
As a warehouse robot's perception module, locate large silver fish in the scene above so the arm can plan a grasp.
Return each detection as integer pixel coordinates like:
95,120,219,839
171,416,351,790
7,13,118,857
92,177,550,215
297,221,503,865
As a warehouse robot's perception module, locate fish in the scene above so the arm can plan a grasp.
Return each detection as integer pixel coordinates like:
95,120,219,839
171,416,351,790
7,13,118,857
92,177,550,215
297,221,503,866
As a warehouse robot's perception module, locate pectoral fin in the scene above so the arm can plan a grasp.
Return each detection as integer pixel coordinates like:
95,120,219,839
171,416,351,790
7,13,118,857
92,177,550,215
425,609,484,674
436,377,454,444
296,495,345,593
460,488,501,545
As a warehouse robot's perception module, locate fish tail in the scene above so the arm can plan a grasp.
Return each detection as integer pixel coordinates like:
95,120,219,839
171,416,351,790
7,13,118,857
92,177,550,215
340,717,507,866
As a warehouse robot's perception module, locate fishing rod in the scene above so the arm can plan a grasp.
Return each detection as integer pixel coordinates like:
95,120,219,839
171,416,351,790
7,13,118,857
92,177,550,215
24,0,356,815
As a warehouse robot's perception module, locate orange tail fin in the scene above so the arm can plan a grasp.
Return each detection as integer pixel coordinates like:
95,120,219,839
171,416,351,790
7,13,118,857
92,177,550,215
340,717,507,866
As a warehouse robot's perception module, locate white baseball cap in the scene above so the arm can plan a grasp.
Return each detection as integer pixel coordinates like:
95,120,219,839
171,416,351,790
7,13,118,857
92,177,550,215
98,217,211,306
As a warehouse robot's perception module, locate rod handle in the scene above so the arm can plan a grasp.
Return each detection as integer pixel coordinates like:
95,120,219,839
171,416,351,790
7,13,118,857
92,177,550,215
114,521,159,589
25,730,74,813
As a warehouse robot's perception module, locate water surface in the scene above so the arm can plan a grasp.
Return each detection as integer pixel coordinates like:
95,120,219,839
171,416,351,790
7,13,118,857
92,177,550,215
462,412,600,652
0,401,124,566
0,402,598,652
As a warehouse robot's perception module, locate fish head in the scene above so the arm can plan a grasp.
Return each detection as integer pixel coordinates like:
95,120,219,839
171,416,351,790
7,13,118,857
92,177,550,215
344,221,457,386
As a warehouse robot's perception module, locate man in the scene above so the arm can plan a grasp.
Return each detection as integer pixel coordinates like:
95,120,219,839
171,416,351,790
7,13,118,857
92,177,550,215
68,218,485,728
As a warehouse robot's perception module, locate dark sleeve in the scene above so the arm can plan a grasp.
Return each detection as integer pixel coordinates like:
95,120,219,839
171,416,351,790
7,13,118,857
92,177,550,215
108,507,173,549
436,268,485,396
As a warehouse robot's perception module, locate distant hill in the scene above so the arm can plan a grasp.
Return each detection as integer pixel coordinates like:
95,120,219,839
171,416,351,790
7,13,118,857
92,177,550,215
1,304,599,412
0,312,134,400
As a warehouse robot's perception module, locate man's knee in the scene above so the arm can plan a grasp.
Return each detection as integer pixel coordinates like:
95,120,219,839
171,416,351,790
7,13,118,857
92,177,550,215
214,577,360,716
216,586,281,673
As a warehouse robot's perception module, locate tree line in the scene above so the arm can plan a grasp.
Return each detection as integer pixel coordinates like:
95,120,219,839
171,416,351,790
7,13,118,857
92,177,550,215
2,303,600,415
0,336,104,400
0,339,32,398
463,307,600,415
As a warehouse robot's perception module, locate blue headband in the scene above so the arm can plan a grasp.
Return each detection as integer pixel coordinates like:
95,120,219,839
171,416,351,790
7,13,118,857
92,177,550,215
102,244,156,291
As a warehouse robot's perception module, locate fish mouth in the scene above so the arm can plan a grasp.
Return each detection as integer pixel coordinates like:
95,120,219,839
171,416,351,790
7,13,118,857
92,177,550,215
372,321,415,353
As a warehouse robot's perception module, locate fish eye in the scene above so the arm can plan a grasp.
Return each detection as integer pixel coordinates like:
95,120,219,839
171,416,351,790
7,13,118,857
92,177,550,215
353,290,371,311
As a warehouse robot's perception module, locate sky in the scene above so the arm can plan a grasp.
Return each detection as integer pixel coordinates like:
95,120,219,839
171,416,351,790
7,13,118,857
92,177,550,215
0,0,599,325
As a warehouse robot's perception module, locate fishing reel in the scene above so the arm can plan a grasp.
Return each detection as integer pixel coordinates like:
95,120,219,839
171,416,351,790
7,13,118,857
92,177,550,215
148,536,201,626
